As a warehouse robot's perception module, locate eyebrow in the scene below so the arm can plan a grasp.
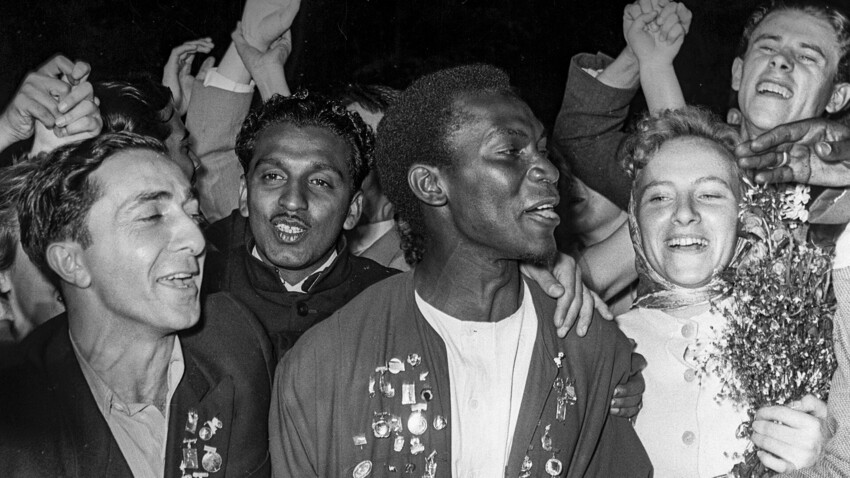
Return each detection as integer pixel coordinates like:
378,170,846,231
638,176,734,195
253,156,345,179
799,42,827,58
121,188,196,212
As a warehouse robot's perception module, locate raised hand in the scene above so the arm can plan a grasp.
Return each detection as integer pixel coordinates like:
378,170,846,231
624,0,692,69
162,37,215,116
232,21,293,99
240,0,301,50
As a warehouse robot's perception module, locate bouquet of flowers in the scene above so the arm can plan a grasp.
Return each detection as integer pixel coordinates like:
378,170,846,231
702,183,837,478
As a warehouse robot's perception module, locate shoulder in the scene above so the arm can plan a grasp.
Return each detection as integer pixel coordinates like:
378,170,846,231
347,254,400,283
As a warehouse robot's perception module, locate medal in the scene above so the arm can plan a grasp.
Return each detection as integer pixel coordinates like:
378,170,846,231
393,434,405,452
182,438,199,470
353,434,368,448
432,415,447,431
423,450,437,478
199,417,223,441
545,456,563,477
541,424,553,452
201,446,222,473
402,381,416,405
419,386,433,402
185,409,199,434
372,412,391,438
390,414,403,433
409,437,425,455
352,460,373,478
408,404,428,436
407,353,421,367
388,358,405,374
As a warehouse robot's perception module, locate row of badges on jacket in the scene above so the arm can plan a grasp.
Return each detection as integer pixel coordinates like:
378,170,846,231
180,410,224,477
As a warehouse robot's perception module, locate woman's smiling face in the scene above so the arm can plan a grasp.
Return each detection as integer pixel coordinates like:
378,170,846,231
635,136,741,288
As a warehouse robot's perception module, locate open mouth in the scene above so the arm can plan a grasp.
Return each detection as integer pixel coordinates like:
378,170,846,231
273,218,309,243
665,236,708,252
525,201,560,224
157,272,198,289
756,80,792,99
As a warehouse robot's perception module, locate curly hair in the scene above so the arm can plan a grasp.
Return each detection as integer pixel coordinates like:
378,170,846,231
17,133,167,283
374,64,516,265
621,107,741,183
0,161,41,271
95,79,174,141
738,0,850,83
235,91,373,194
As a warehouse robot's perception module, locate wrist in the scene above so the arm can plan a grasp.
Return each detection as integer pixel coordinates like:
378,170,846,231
597,48,640,90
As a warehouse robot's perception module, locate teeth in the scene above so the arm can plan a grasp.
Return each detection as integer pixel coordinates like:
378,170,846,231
757,82,791,99
275,224,305,234
165,273,192,280
667,237,707,247
534,204,554,210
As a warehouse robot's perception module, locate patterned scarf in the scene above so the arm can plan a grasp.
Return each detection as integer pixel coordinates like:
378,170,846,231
629,191,748,310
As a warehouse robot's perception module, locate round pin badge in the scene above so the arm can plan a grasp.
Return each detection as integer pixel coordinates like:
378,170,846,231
352,459,372,478
432,415,447,431
201,449,222,473
407,410,428,436
198,426,212,441
545,457,563,476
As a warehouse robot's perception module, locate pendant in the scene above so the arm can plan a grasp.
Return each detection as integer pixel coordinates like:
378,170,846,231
182,440,199,470
201,446,222,473
518,455,532,478
408,404,428,436
353,459,373,478
545,456,563,477
432,415,447,431
185,409,199,433
372,412,391,438
423,450,437,478
541,424,553,452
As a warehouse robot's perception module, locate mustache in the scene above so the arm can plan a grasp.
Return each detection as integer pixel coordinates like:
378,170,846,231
270,213,310,229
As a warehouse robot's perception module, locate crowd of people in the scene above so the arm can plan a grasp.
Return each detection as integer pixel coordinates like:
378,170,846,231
2,0,850,476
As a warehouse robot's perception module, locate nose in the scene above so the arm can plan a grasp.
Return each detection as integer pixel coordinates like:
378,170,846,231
672,195,700,225
527,155,560,187
278,181,308,211
769,50,793,72
176,212,207,257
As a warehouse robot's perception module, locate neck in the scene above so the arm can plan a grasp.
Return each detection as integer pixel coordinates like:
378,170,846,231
415,237,522,322
664,302,711,319
67,301,175,409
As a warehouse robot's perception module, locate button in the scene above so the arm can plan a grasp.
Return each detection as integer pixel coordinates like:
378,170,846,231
470,399,479,409
684,369,696,382
681,323,696,338
682,431,696,445
296,302,309,316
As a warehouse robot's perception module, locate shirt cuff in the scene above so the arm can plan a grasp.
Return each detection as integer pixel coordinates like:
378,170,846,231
834,222,850,269
203,68,255,93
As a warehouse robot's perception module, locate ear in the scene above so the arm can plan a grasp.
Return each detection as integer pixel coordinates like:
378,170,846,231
408,165,447,207
46,242,91,288
0,269,11,294
826,83,850,114
343,191,363,231
731,57,744,92
239,174,249,217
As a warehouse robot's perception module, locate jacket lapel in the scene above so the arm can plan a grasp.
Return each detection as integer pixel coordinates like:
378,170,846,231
164,346,235,478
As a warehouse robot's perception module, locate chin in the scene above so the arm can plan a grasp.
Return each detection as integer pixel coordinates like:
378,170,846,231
517,246,557,267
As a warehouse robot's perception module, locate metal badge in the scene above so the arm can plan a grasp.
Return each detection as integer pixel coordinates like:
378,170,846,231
199,417,223,441
407,353,421,367
390,415,403,433
402,382,416,405
419,386,433,402
388,358,405,374
408,404,428,436
185,409,199,434
519,455,533,478
377,367,395,398
541,424,553,452
369,374,376,398
545,456,563,477
423,450,437,478
352,460,373,478
409,437,425,455
432,415,447,431
182,443,199,470
419,371,429,382
201,446,222,473
403,463,416,473
353,434,368,448
372,412,391,438
393,434,405,452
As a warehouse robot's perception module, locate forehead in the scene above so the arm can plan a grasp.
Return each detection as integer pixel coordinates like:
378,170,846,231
450,92,543,140
91,149,190,208
749,10,840,54
638,137,738,189
251,123,352,175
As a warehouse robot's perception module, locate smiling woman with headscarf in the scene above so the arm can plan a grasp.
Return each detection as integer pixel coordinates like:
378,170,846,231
615,106,827,476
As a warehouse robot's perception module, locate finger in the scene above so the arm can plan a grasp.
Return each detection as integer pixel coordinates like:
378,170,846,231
638,0,654,15
656,1,678,27
196,56,216,82
659,11,681,41
18,96,57,128
676,3,693,32
632,10,660,31
25,73,72,101
61,114,102,137
815,139,850,164
756,450,794,474
37,54,76,79
69,61,91,84
741,122,812,155
574,285,594,337
610,402,642,418
56,98,98,130
19,82,64,122
624,3,642,21
737,149,786,170
755,405,822,433
610,394,642,411
57,81,94,115
561,265,585,334
753,167,795,185
795,394,829,418
592,289,613,320
727,108,742,126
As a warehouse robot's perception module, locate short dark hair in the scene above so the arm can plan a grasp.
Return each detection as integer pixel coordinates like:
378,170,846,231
0,161,41,271
622,106,742,185
738,0,850,83
17,133,168,282
235,91,372,193
95,79,174,142
374,63,515,265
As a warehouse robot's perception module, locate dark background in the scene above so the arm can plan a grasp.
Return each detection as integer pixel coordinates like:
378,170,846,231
0,0,772,131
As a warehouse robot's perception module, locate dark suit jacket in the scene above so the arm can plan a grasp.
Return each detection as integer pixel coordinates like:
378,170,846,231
0,293,274,478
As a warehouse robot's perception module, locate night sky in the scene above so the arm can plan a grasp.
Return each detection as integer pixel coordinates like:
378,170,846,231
0,0,771,131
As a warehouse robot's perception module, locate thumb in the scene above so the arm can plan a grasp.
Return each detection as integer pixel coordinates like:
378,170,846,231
632,11,659,31
815,139,850,164
197,56,215,83
792,394,828,418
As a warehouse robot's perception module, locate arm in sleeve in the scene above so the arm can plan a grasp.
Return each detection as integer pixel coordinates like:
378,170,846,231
552,53,639,210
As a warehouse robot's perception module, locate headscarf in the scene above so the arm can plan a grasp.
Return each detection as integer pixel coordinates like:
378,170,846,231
629,190,749,310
